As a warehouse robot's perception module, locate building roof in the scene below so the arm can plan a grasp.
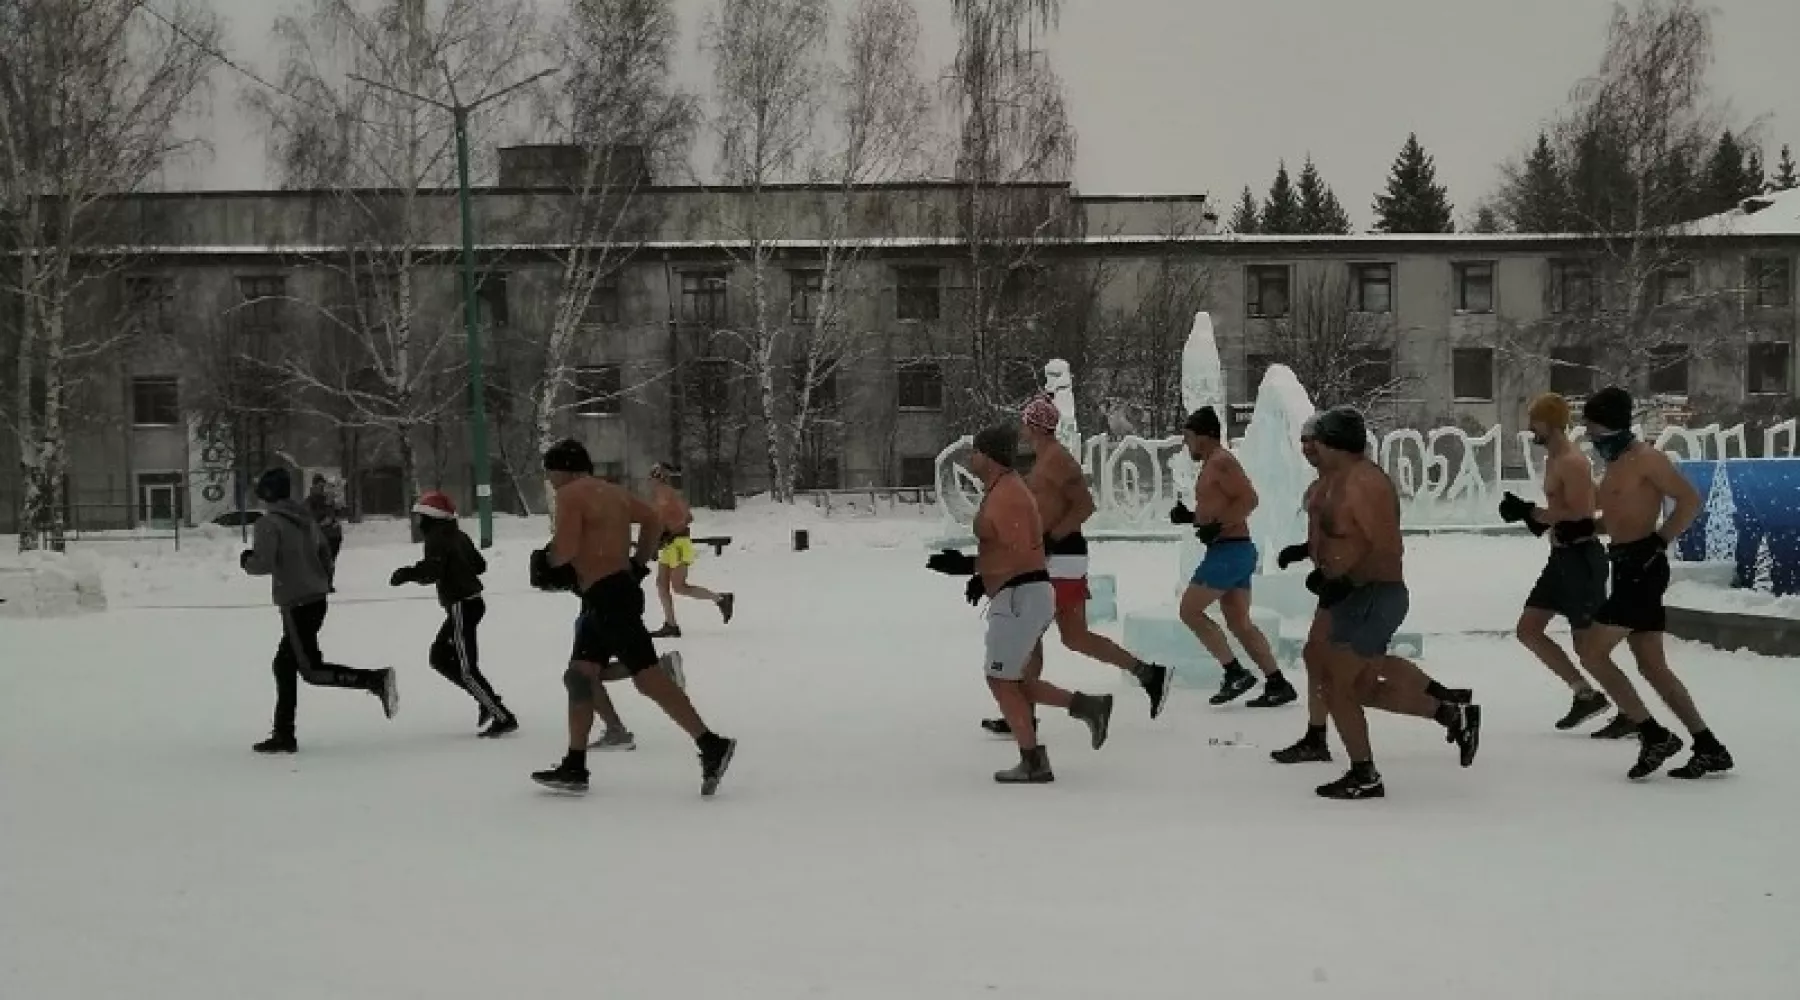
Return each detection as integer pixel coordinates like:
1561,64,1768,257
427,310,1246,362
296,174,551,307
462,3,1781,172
1692,187,1800,237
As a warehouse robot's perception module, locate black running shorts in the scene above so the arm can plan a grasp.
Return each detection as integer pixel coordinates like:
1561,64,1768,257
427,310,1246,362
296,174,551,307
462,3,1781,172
1593,539,1670,635
1327,581,1410,658
1524,540,1609,629
571,570,659,673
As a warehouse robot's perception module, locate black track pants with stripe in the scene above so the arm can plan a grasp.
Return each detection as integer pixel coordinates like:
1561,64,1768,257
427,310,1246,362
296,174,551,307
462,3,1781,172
273,598,385,735
430,597,508,719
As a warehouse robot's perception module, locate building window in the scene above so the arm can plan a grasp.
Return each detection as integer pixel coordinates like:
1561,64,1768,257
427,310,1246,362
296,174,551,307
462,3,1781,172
897,359,943,411
1245,265,1290,319
1245,353,1273,394
1352,264,1393,314
574,365,622,416
898,456,936,488
1646,344,1690,396
1551,262,1594,314
1549,346,1595,397
1748,342,1792,396
1451,348,1494,401
131,376,181,426
125,275,174,334
237,276,286,334
680,271,729,326
477,272,510,329
789,270,823,323
135,471,185,526
582,273,620,326
1454,262,1495,314
895,267,940,322
1750,257,1793,309
1654,266,1692,306
1348,349,1395,400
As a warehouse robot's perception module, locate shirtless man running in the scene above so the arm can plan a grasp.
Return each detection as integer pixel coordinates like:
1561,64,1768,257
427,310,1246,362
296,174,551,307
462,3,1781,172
647,464,734,638
1170,406,1295,708
1577,386,1734,780
1309,406,1482,800
927,424,1112,784
1500,392,1642,734
1271,415,1470,765
529,440,737,796
976,397,1170,736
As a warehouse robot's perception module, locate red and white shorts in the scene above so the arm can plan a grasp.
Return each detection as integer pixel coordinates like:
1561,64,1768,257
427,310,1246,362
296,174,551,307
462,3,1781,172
1047,554,1090,612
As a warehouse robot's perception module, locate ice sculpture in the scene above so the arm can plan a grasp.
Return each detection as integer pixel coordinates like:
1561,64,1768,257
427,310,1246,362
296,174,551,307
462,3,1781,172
1181,312,1225,418
1236,364,1317,571
1042,359,1081,456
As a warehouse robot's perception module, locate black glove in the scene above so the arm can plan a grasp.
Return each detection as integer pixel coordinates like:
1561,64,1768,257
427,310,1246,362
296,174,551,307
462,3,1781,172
1168,502,1194,525
1195,521,1224,544
965,576,985,606
1277,543,1311,569
529,547,578,592
631,559,650,582
239,550,253,570
927,549,977,576
389,567,412,587
1316,573,1356,608
1498,491,1534,525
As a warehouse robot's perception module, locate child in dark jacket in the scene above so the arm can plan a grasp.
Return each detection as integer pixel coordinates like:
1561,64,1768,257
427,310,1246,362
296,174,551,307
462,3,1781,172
391,491,517,737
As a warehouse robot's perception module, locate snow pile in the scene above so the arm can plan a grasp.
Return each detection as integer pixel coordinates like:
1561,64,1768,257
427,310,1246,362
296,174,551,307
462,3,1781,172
1235,363,1317,570
0,549,108,618
1668,579,1800,619
1692,186,1800,236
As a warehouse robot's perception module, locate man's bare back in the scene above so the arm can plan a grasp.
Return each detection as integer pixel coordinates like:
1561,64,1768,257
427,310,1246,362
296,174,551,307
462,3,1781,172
652,482,692,536
552,477,661,589
1027,441,1089,539
1318,462,1403,585
1195,449,1256,540
1597,444,1687,545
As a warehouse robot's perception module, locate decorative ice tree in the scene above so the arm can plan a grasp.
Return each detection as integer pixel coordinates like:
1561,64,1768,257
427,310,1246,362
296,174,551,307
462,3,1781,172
1752,535,1774,593
1701,461,1739,564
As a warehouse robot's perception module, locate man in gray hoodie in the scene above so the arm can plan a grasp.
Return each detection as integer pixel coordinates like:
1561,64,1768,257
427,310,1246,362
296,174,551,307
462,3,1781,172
241,467,398,753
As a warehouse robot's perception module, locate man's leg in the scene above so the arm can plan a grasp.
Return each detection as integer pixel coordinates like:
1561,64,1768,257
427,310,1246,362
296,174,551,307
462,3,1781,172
1362,656,1482,766
1576,624,1685,779
428,610,472,694
286,601,395,718
1053,598,1172,719
257,615,302,752
672,561,734,624
1272,610,1333,763
452,601,514,735
655,564,679,630
1221,588,1296,707
1517,602,1612,730
1180,583,1257,706
1625,631,1732,777
1318,645,1383,798
614,593,735,795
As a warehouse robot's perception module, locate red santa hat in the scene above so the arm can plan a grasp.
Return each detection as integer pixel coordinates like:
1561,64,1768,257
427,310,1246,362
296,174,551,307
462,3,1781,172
412,491,457,520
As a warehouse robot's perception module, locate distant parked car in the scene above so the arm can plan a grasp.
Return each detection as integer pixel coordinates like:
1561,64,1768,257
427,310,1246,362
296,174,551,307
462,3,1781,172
211,510,264,528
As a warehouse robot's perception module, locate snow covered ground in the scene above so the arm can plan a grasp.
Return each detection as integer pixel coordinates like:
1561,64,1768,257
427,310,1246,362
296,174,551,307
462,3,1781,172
4,502,1798,999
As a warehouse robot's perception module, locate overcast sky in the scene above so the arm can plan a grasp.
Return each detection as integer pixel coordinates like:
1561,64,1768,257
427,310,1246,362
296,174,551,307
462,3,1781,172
181,0,1800,229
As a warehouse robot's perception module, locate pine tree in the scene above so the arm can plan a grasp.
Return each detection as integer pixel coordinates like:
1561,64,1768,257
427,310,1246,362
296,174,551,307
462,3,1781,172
1472,205,1500,233
1773,144,1798,192
1567,125,1631,231
1227,186,1259,234
1372,132,1454,233
1295,155,1352,235
1506,132,1569,232
1261,161,1301,235
1704,130,1748,214
1702,463,1739,565
1753,536,1775,593
1744,148,1766,197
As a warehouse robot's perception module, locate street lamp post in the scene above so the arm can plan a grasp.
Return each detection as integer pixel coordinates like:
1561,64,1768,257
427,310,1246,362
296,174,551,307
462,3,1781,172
348,66,556,549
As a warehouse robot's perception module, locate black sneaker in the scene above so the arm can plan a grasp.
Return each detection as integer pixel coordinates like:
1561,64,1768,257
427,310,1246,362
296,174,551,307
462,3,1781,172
1628,726,1685,780
1138,663,1172,719
718,594,735,624
478,706,493,731
1271,732,1332,765
981,716,1038,737
1668,746,1734,779
650,624,682,639
1316,766,1385,800
531,759,589,793
1591,715,1639,740
1070,693,1114,750
479,714,519,739
699,734,737,797
1445,704,1482,767
1245,673,1298,709
253,733,297,754
1555,690,1611,731
1209,665,1257,706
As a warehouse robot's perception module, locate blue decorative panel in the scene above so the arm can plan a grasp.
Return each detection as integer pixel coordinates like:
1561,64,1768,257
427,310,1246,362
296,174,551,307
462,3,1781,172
1673,458,1800,596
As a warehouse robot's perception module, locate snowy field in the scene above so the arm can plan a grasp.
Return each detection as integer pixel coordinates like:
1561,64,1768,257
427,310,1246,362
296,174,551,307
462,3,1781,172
4,502,1799,999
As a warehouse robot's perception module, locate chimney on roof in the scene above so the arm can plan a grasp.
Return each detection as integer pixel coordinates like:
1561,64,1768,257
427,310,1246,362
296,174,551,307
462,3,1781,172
498,144,651,190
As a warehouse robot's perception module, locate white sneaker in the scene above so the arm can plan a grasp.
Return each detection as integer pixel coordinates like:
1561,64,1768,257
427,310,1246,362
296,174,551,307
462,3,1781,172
661,651,686,690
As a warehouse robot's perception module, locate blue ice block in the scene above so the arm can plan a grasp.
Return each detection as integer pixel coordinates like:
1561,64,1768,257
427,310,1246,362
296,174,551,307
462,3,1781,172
1087,574,1117,625
1121,606,1285,689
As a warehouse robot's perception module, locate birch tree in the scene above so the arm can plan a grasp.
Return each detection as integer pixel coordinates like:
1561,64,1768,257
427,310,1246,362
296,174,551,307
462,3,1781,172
0,0,218,551
245,0,536,506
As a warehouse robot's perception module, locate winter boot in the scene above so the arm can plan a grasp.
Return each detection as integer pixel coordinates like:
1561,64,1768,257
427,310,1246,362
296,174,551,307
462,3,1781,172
588,728,637,752
1069,693,1114,750
1135,662,1173,719
994,746,1054,784
718,594,736,624
1316,762,1385,800
650,624,682,640
1591,715,1638,740
1209,662,1257,706
253,732,297,754
1555,690,1611,731
1271,726,1332,765
1628,721,1685,780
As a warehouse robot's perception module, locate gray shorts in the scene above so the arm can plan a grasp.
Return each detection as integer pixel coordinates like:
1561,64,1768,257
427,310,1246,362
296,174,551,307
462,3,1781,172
983,581,1056,681
1327,582,1410,658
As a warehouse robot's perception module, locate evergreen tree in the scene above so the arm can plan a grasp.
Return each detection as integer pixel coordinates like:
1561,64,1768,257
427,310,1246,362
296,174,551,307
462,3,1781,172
1774,144,1799,192
1372,132,1454,233
1704,129,1748,214
1295,155,1352,234
1227,186,1259,233
1261,161,1301,235
1504,132,1569,232
1744,147,1766,197
1567,123,1631,231
1472,205,1500,233
1658,146,1701,224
